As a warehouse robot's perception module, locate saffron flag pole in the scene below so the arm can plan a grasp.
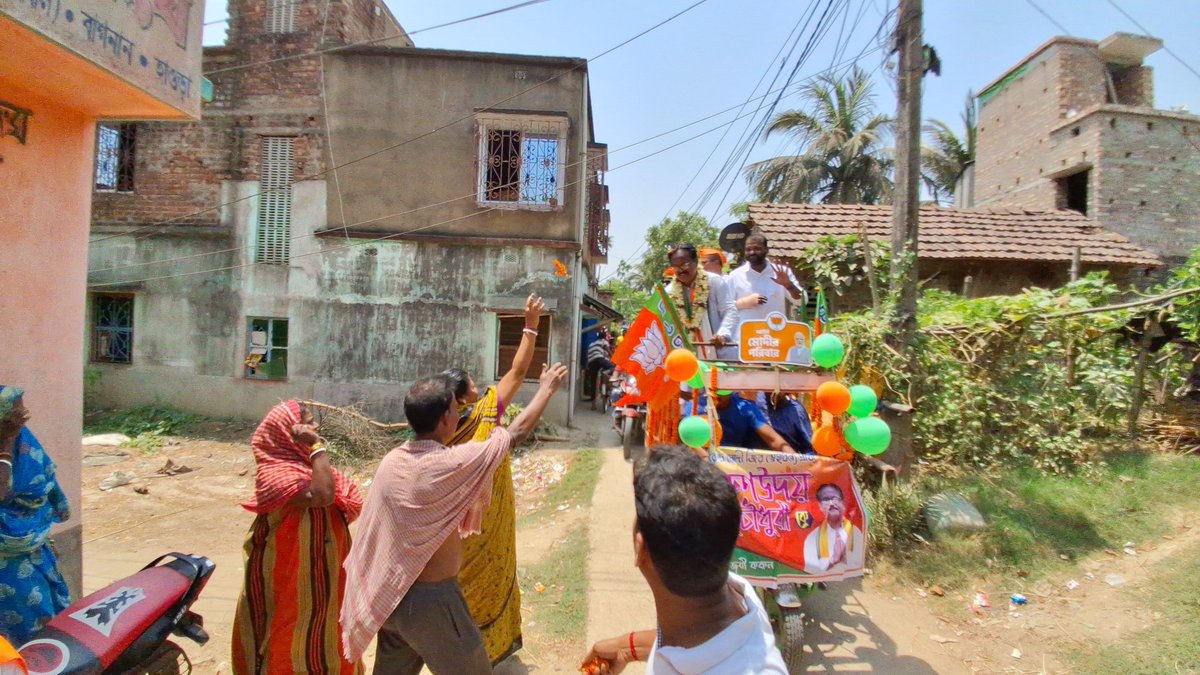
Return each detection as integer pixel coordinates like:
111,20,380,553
612,285,689,407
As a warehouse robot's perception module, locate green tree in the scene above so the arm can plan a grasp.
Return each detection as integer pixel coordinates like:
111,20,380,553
600,277,649,324
619,211,720,294
744,66,893,205
921,91,976,205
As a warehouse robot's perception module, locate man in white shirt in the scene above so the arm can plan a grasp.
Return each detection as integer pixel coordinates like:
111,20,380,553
803,483,865,575
580,446,787,674
728,234,807,324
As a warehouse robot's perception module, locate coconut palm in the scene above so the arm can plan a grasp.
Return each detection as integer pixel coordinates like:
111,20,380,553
744,66,893,205
921,92,977,205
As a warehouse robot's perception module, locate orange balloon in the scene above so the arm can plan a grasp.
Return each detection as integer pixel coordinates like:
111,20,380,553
813,426,841,456
815,381,852,415
713,420,723,447
665,349,700,382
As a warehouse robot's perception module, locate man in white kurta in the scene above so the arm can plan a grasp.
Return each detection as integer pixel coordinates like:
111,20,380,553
728,233,806,325
803,483,865,575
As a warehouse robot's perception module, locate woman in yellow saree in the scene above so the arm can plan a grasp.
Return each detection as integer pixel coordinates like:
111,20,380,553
443,294,544,665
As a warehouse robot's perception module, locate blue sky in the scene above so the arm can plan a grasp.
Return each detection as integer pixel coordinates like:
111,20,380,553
202,0,1200,280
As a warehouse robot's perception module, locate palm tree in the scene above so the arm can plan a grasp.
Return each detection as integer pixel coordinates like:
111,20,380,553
744,66,893,205
921,92,977,205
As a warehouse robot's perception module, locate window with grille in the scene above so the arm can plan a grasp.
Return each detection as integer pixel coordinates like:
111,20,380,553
256,137,294,265
476,114,567,209
495,314,550,380
95,124,136,192
92,294,134,364
245,318,289,380
266,0,297,33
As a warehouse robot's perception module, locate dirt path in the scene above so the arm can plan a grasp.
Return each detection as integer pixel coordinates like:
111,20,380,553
79,409,1197,674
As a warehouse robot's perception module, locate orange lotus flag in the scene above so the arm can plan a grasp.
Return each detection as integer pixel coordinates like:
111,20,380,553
612,286,689,407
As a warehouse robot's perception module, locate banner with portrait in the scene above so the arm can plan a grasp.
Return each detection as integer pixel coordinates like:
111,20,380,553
709,449,867,585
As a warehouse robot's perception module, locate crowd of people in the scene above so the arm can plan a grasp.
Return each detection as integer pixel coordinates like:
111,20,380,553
0,237,816,672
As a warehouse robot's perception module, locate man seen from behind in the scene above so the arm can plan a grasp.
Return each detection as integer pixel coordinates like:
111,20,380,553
582,445,786,674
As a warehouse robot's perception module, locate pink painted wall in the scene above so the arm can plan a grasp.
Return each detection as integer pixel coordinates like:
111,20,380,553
0,82,93,594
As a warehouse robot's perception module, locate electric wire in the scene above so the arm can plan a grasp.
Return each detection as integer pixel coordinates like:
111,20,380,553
1102,0,1200,85
89,0,712,246
88,98,802,289
90,44,890,287
90,43,887,278
203,0,555,73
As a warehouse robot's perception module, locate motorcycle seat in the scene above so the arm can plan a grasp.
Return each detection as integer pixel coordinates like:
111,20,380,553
21,565,191,674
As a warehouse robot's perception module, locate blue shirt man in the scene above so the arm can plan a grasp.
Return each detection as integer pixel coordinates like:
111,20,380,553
711,393,797,453
753,393,815,454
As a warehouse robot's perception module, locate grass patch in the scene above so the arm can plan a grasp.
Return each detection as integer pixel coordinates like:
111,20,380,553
519,449,603,526
876,452,1200,589
1063,540,1200,673
519,524,591,642
84,405,202,437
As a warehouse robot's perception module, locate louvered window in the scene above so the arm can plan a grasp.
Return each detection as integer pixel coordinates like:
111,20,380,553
266,0,297,33
256,137,294,265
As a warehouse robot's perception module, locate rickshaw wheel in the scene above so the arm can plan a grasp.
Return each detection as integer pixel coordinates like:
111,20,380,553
759,587,804,671
777,606,804,672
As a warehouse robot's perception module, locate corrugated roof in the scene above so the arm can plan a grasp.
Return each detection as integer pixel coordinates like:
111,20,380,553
746,203,1163,267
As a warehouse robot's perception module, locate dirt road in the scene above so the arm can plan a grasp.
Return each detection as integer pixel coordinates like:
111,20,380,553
78,410,1198,674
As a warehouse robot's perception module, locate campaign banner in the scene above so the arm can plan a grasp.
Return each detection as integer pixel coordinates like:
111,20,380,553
709,449,867,585
737,312,814,366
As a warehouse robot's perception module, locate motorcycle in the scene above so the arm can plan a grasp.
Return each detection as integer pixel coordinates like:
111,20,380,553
19,552,215,675
612,374,646,461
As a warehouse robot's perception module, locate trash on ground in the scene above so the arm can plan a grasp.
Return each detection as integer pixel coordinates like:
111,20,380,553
973,592,991,610
98,471,136,491
1066,579,1080,591
1010,593,1028,606
533,582,546,593
1104,574,1126,588
1011,648,1023,659
156,458,194,476
930,634,957,644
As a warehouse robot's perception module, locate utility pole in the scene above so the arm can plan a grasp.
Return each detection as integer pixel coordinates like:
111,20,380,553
884,0,923,474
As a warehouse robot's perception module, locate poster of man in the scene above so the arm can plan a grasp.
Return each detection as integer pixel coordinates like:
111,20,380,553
710,449,867,584
738,312,814,367
803,483,865,574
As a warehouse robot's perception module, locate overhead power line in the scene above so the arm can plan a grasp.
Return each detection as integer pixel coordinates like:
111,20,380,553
91,0,712,246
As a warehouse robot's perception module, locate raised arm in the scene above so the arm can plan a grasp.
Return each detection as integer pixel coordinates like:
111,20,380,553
284,422,336,509
506,363,568,446
497,294,546,407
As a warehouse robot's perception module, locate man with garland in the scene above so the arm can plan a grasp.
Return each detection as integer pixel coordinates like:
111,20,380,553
664,244,739,361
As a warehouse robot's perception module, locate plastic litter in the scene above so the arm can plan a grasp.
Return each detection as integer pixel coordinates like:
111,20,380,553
1010,593,1028,605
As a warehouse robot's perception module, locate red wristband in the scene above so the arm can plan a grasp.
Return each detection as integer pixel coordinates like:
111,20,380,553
629,631,639,661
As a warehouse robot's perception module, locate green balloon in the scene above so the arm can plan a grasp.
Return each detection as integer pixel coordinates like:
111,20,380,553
678,416,712,448
811,334,845,368
847,385,879,418
687,362,712,389
844,417,891,455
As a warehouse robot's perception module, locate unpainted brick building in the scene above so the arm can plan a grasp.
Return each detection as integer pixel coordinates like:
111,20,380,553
972,32,1200,267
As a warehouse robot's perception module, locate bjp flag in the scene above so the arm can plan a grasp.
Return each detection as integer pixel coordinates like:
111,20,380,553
612,285,689,407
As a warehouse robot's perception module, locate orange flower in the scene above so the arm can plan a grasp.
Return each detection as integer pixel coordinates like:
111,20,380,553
554,260,570,277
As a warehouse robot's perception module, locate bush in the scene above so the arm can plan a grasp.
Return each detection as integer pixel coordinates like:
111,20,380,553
837,273,1145,473
85,405,199,437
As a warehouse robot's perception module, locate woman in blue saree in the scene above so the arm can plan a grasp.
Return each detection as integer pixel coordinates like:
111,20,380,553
0,386,71,645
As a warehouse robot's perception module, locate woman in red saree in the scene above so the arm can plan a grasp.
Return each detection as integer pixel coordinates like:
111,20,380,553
232,401,363,674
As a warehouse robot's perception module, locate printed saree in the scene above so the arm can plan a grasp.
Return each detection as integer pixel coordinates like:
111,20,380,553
0,427,71,646
232,401,363,674
448,387,522,665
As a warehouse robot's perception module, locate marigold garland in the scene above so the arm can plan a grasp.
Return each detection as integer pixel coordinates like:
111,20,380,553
668,270,710,331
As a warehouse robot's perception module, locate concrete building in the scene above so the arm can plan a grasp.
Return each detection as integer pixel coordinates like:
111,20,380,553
746,203,1161,311
86,0,612,426
2,0,206,595
972,32,1200,266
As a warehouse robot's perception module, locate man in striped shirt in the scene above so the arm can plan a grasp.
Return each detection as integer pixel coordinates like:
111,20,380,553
341,364,568,673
